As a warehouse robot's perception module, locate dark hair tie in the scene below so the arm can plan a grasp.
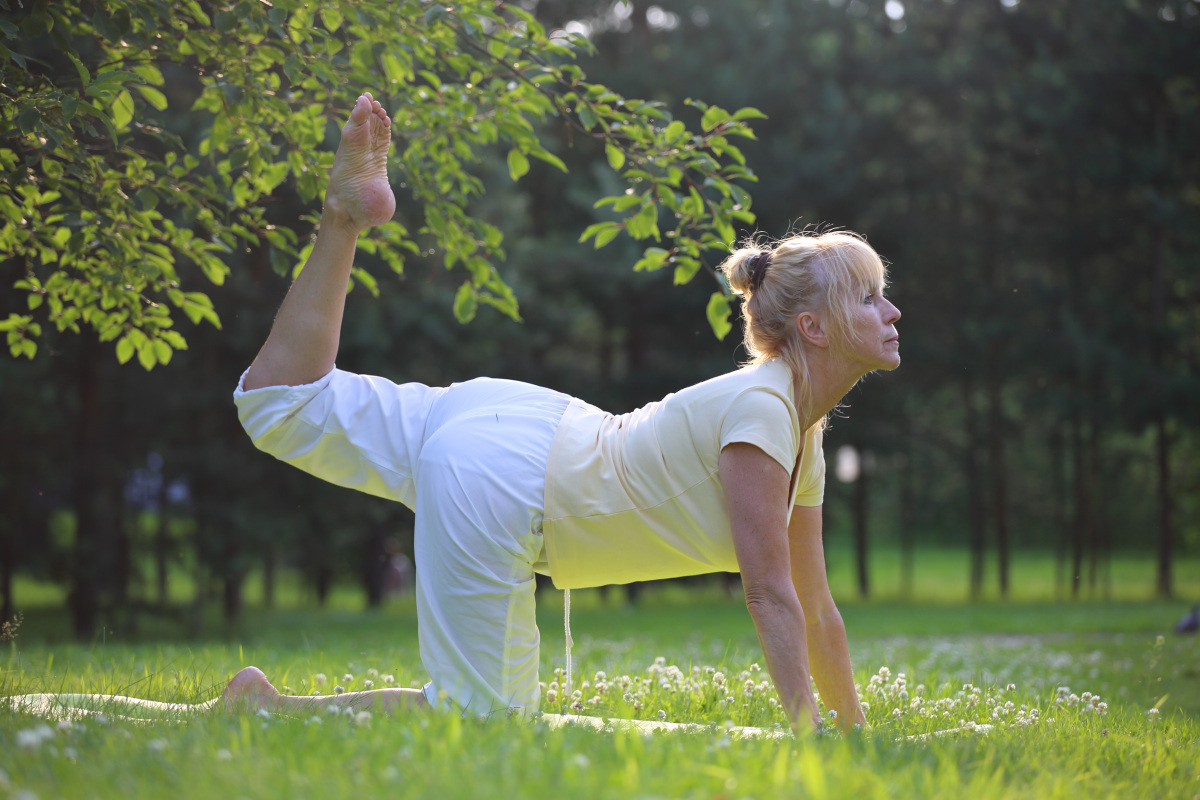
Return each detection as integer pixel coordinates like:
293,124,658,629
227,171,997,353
748,250,772,292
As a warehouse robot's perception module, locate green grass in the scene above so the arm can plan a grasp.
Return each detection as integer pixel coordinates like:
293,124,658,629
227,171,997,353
3,587,1199,799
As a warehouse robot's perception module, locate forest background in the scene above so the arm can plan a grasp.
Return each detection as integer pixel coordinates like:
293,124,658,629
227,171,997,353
1,0,1198,640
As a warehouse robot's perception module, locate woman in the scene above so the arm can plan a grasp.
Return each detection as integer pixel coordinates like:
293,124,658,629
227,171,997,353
223,93,900,735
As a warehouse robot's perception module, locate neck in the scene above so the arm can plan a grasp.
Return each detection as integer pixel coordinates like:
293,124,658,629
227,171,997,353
794,347,867,430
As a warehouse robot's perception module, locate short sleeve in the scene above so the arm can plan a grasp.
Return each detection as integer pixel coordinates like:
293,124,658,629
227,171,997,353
793,425,826,507
718,388,800,475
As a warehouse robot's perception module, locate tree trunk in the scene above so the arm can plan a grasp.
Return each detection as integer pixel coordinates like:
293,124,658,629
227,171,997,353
1156,415,1173,598
852,450,869,599
1070,416,1089,598
1050,425,1068,599
69,338,103,639
899,448,915,600
987,377,1009,597
963,381,985,600
262,546,276,610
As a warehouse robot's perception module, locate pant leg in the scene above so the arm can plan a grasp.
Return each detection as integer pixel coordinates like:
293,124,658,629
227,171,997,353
414,384,567,716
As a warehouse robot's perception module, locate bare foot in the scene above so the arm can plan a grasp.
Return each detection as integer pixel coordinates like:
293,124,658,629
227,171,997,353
325,92,396,230
220,666,282,713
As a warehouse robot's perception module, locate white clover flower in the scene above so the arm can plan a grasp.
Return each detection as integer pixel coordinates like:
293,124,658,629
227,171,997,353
860,702,869,712
1097,702,1108,715
334,685,346,694
892,708,901,718
657,709,667,721
571,700,584,711
594,670,607,682
363,680,374,689
712,672,726,686
383,674,395,685
315,673,328,685
147,739,169,752
654,656,666,667
915,684,926,696
257,708,272,720
16,724,55,750
308,716,322,724
588,696,601,706
572,689,583,700
343,673,354,684
878,666,891,680
367,668,379,679
545,690,558,704
749,663,761,672
216,748,233,761
595,681,608,694
1147,708,1160,719
355,711,372,726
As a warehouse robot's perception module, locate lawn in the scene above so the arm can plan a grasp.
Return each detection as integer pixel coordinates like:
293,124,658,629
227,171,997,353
3,574,1199,799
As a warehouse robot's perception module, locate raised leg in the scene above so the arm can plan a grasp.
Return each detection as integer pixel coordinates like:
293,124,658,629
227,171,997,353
243,92,396,392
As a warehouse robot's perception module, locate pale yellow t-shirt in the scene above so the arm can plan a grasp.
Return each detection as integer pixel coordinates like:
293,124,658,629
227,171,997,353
542,358,825,589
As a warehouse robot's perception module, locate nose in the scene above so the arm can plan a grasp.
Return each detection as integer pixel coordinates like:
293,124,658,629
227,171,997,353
885,297,901,324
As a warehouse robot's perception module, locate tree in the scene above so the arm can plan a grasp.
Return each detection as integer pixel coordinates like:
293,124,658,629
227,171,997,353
0,0,763,368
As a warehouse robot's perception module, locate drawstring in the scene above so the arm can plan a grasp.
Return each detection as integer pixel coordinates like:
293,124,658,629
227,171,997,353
563,588,573,699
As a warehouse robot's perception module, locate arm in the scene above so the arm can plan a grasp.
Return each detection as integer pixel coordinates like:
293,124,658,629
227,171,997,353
719,442,820,734
788,504,867,732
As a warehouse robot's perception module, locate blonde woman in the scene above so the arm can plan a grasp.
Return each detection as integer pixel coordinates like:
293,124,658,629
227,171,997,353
224,93,900,735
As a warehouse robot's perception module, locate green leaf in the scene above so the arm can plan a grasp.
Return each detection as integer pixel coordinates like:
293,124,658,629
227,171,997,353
153,338,172,365
625,203,659,241
605,141,626,170
17,106,40,134
137,340,157,370
453,281,478,323
593,224,621,249
633,247,669,272
320,6,343,31
701,105,730,131
731,107,769,121
507,149,529,181
61,96,78,123
135,85,168,111
110,90,134,130
67,52,90,88
578,104,598,130
664,120,685,142
116,335,134,364
706,292,733,340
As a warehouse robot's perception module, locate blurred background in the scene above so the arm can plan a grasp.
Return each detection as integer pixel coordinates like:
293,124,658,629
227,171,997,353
2,0,1198,640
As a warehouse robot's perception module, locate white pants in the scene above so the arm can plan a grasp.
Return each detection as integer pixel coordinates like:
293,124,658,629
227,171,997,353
412,378,569,715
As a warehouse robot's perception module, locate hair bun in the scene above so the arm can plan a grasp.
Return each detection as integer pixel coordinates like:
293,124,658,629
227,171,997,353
723,248,768,296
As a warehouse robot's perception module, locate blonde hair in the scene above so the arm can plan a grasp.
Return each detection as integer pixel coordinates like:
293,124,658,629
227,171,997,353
719,230,888,427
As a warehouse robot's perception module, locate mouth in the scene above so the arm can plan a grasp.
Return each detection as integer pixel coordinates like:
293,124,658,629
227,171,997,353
885,336,899,345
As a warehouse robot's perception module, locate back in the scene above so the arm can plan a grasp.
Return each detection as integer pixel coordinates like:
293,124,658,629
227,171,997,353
542,359,825,588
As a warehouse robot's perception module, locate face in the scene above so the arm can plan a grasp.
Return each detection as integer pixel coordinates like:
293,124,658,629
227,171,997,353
844,284,902,373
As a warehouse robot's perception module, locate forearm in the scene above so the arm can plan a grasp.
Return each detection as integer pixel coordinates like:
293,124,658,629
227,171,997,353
243,209,360,391
805,609,866,732
746,592,820,733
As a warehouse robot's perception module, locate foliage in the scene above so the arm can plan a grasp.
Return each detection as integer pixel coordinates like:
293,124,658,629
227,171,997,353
0,0,761,367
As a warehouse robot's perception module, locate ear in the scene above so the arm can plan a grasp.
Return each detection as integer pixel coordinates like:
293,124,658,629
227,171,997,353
796,311,829,349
